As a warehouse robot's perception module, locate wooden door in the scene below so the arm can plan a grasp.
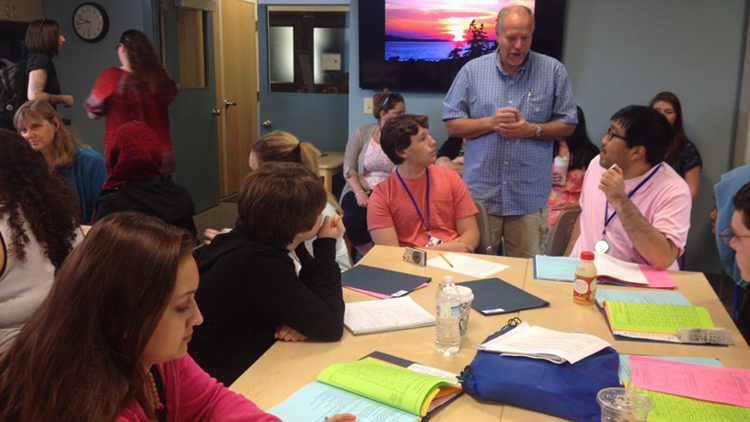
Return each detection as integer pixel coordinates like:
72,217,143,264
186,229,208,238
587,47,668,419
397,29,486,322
214,0,259,196
161,4,220,212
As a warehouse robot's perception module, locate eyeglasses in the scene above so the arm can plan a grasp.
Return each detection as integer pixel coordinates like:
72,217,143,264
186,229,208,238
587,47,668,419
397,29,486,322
719,228,750,245
604,128,629,142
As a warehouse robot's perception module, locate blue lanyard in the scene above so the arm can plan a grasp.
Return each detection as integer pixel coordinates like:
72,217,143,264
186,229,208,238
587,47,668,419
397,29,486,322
395,166,431,234
602,163,662,236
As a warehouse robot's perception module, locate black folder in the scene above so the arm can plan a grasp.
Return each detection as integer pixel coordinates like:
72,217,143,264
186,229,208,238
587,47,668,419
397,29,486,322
457,278,548,315
342,265,431,297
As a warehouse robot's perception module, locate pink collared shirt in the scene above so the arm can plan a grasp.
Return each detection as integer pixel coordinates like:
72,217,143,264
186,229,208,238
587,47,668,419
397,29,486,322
571,155,691,271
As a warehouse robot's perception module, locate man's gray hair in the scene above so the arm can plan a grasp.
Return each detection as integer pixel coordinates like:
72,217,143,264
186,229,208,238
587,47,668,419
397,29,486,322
496,5,535,35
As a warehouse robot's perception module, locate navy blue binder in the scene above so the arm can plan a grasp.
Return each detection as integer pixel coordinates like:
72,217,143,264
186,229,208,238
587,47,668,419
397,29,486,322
457,278,548,315
342,265,431,297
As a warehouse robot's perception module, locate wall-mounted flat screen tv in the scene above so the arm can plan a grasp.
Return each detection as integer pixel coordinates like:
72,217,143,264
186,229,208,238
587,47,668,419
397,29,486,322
359,0,567,92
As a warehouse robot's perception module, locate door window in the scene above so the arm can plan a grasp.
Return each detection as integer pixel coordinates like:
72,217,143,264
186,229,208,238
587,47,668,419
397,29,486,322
267,6,349,94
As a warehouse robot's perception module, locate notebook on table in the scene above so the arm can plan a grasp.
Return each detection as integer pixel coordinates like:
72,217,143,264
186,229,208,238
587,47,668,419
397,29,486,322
342,265,431,299
456,278,548,315
344,296,435,335
269,351,462,422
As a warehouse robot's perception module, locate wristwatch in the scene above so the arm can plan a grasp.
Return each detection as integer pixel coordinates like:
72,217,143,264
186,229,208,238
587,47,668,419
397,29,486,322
535,124,543,138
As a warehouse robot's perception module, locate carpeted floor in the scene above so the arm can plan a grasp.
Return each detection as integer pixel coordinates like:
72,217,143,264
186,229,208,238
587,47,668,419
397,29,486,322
193,199,238,243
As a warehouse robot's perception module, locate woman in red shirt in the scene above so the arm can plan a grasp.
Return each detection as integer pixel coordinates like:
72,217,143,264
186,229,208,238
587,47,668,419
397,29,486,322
84,29,178,175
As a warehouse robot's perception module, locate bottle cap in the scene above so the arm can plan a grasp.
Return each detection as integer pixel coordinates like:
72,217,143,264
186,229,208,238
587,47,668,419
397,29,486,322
443,275,454,283
580,251,595,260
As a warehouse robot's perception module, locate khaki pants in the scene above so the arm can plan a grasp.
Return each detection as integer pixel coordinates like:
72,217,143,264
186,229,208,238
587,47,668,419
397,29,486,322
488,208,546,258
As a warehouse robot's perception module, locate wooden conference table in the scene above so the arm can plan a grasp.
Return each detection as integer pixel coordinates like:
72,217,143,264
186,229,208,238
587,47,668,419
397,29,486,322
230,245,750,421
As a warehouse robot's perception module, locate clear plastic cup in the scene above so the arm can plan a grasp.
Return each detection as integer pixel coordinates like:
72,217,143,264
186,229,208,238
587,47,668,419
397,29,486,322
553,156,569,186
597,387,653,422
456,285,474,337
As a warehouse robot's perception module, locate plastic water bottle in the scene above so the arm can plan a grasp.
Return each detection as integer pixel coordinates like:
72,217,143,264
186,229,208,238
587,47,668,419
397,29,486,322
435,275,461,354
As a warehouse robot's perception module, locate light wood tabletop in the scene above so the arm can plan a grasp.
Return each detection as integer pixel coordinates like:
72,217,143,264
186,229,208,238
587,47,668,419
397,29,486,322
229,245,750,421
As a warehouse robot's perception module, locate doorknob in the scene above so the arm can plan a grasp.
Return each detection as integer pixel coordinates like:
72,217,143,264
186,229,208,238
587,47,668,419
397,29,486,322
212,108,222,116
262,120,272,128
223,99,237,108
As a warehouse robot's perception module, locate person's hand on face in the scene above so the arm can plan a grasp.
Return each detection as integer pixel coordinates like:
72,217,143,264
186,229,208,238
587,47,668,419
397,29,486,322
317,215,345,240
599,164,627,206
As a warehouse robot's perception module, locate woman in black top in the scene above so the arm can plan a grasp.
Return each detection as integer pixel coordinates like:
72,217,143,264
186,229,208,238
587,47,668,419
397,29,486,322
25,19,74,108
190,162,345,385
650,91,702,200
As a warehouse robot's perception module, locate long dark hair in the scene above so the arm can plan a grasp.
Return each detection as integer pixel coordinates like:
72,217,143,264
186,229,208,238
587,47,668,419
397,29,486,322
553,106,599,171
120,29,173,94
650,91,688,171
0,213,194,421
0,129,78,269
25,19,61,56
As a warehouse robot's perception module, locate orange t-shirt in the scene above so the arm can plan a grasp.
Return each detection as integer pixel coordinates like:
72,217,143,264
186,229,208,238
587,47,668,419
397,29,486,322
367,165,478,248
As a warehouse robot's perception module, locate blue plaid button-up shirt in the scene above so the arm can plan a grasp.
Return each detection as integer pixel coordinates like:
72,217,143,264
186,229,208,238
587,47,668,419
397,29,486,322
442,50,577,216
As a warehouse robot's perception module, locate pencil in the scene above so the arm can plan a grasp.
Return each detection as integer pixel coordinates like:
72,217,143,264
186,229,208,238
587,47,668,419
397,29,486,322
439,253,454,268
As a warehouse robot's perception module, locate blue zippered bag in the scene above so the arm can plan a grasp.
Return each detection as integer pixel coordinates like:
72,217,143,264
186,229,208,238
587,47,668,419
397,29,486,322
460,324,621,422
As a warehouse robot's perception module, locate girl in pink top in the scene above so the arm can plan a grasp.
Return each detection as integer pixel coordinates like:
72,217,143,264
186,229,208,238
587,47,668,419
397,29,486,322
547,106,600,226
0,213,355,422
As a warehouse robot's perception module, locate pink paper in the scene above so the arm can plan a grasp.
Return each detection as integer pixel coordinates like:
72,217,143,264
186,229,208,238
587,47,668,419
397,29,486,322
343,282,429,299
639,265,677,289
630,355,750,408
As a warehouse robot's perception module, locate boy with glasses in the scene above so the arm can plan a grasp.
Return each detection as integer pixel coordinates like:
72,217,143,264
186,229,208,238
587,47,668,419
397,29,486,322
571,106,691,270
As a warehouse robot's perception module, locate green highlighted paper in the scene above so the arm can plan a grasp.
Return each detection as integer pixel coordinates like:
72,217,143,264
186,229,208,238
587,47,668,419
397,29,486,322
317,358,460,417
629,385,750,422
605,300,714,335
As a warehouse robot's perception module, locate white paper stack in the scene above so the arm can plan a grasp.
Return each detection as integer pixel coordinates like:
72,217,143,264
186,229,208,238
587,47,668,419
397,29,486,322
344,296,436,335
478,322,611,364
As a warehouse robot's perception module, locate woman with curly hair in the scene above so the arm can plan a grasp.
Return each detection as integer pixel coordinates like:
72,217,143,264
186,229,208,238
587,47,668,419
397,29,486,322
0,128,81,352
14,100,107,225
84,29,179,174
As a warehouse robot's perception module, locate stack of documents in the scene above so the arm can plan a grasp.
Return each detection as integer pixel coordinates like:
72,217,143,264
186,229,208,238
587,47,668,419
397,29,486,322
625,356,750,421
533,253,677,289
270,355,462,422
602,300,714,343
344,297,435,335
478,322,611,364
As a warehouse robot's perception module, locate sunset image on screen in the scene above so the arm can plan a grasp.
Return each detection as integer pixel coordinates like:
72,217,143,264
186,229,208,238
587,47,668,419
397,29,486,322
385,0,535,62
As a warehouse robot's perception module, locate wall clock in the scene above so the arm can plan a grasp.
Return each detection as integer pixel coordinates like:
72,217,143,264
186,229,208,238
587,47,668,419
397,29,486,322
72,2,109,43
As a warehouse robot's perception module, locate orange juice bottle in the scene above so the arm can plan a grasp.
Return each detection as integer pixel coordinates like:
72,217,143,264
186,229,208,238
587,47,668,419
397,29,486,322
573,251,597,305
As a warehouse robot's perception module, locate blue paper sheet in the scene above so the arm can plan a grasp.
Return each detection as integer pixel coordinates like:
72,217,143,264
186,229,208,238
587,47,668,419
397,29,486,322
533,255,580,281
596,288,692,307
618,355,723,382
269,382,416,422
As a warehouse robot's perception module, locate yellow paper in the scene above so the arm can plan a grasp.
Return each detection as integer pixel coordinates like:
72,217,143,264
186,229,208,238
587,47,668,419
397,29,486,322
629,385,750,422
605,300,714,334
316,358,461,416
